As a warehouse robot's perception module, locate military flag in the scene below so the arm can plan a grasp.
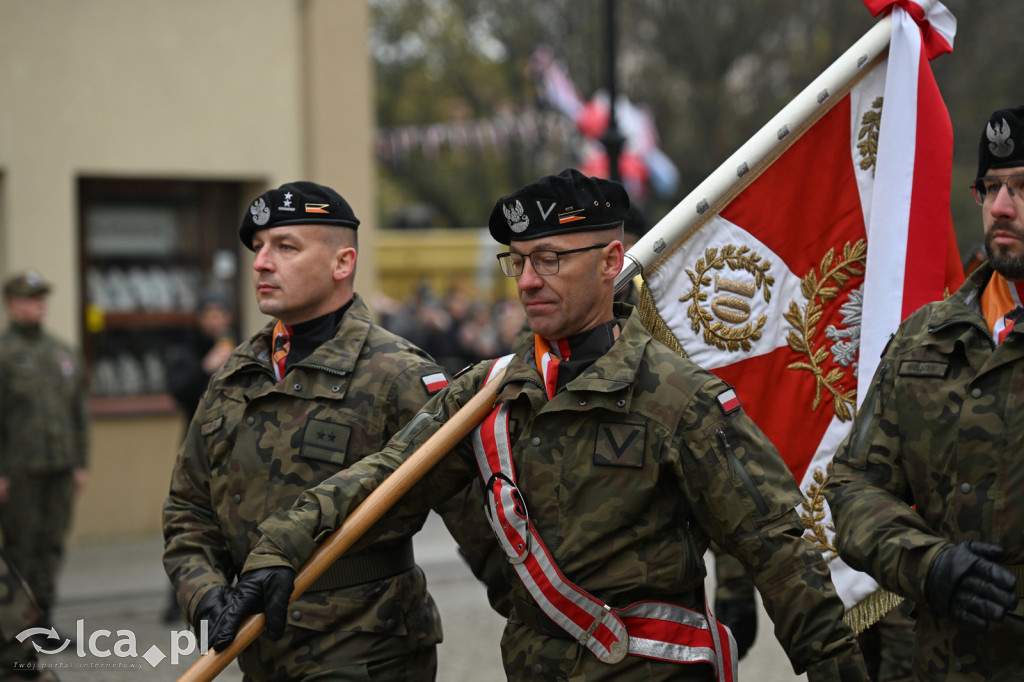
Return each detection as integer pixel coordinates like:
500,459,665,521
627,0,961,632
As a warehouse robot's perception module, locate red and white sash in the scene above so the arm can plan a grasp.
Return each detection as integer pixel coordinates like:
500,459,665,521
472,356,736,678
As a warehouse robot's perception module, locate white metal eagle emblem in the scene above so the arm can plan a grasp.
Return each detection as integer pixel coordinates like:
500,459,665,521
987,118,1015,158
250,197,271,226
503,200,530,233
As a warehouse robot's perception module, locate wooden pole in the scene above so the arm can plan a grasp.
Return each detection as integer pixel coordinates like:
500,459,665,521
177,368,506,682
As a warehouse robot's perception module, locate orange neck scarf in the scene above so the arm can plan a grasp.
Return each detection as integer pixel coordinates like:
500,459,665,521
980,270,1024,335
534,335,572,400
271,319,292,382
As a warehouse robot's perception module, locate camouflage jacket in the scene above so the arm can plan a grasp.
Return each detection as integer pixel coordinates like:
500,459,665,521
162,294,448,671
249,304,865,680
825,262,1024,680
0,324,88,475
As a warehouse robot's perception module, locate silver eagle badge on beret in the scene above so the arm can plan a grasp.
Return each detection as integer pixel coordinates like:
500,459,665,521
504,200,529,233
250,198,271,226
987,118,1015,158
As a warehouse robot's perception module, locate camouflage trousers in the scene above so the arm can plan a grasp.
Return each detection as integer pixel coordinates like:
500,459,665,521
0,546,58,681
237,630,437,682
912,600,1024,681
856,599,914,682
0,472,75,615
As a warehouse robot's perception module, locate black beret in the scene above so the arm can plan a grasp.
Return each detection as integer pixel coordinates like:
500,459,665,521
977,105,1024,180
239,181,360,250
488,168,630,245
4,270,50,297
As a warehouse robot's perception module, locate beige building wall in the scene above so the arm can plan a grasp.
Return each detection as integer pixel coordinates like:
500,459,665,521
0,0,375,540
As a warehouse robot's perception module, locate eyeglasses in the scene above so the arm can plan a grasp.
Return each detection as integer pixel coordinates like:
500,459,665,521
496,243,609,277
971,175,1024,205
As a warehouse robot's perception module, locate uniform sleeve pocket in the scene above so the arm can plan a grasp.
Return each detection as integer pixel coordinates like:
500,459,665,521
837,362,890,471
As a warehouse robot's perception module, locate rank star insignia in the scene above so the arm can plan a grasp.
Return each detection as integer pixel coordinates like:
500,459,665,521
279,191,296,212
301,419,351,465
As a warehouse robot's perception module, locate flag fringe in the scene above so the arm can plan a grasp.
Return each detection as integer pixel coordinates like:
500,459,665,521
637,280,687,358
842,588,903,636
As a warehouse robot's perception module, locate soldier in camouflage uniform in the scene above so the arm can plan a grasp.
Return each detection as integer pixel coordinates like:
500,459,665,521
162,181,450,681
0,272,89,630
470,199,768,656
443,200,655,620
824,105,1024,680
211,169,867,681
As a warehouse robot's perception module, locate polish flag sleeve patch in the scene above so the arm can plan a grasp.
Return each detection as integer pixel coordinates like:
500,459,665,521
716,388,742,415
421,372,449,395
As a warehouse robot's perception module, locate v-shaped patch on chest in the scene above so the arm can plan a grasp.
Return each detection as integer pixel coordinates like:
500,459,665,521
593,422,645,468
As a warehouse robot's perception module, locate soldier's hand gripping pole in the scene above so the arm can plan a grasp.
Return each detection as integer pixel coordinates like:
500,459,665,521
177,367,507,682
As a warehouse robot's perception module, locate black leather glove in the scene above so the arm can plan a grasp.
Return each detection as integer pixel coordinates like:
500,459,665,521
715,596,757,660
210,567,295,652
192,585,234,638
925,540,1018,631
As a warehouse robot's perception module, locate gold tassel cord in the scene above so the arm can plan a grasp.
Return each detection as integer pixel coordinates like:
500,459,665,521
637,280,688,358
843,588,903,637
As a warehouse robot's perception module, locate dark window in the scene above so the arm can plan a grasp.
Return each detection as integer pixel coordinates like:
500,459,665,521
78,178,242,414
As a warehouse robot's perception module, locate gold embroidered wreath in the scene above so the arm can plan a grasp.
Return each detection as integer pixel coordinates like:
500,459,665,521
678,245,774,352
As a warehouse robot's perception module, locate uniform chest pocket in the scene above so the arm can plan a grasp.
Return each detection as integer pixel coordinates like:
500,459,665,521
5,363,38,401
299,418,352,467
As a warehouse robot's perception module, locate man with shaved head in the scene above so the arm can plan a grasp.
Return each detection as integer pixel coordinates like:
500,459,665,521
163,181,450,680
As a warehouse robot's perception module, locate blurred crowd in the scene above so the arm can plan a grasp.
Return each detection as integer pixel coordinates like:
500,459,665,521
375,283,526,376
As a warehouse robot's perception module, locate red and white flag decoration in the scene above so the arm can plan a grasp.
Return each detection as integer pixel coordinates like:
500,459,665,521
641,0,961,631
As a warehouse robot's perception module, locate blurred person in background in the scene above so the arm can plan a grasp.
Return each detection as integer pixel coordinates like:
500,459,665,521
0,271,89,637
167,289,237,423
456,300,503,363
435,288,472,373
161,289,236,623
381,282,452,371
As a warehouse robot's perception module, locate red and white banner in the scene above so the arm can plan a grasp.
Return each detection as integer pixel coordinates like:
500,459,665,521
642,0,961,626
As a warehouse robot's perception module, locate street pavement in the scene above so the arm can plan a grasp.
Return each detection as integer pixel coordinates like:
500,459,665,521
29,513,804,681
